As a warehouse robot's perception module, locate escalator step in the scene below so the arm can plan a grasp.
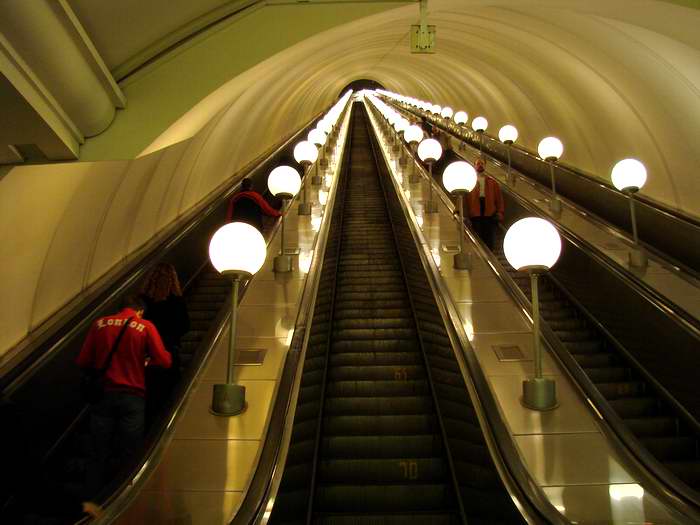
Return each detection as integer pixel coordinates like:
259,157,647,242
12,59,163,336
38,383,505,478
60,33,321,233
596,381,646,399
573,353,617,367
329,352,422,366
321,435,444,459
584,367,629,382
325,380,429,397
323,414,437,436
313,513,460,525
328,365,426,381
624,417,678,437
664,461,700,489
639,436,697,461
323,396,435,416
314,484,453,512
317,458,447,483
608,397,658,418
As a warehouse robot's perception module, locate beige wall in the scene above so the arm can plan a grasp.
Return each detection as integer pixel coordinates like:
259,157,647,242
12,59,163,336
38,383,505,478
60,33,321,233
2,0,699,362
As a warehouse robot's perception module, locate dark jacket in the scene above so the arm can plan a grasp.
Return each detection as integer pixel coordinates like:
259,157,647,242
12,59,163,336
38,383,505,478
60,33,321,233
143,295,190,368
226,190,281,231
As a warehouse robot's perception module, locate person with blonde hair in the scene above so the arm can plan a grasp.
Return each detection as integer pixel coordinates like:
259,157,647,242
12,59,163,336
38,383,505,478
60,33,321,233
140,263,190,425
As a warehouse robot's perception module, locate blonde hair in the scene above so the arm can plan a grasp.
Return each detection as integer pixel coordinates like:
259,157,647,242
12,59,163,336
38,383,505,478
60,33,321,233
141,263,182,302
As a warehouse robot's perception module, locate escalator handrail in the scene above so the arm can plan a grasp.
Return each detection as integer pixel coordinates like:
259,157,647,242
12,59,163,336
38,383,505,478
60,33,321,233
1,110,325,396
365,98,570,525
230,104,354,525
92,104,353,525
386,97,700,279
384,118,700,518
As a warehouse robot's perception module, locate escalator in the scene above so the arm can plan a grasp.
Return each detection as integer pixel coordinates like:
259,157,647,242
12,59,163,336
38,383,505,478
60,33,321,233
267,104,525,524
0,113,326,525
493,246,700,493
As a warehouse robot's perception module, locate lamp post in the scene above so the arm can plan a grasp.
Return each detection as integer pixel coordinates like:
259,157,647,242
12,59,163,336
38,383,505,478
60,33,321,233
472,116,488,157
537,137,564,214
268,165,301,273
209,222,267,415
294,140,318,215
308,129,327,185
499,125,519,185
417,138,443,214
504,217,562,411
611,158,648,269
454,111,468,151
403,124,424,183
443,161,477,269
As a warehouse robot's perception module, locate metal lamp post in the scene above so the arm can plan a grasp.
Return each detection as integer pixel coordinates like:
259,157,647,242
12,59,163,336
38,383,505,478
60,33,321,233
443,161,477,270
538,137,564,215
612,158,649,269
308,129,327,185
294,140,318,215
472,116,488,158
268,165,301,273
403,124,424,183
454,111,468,151
209,222,267,416
504,217,562,411
499,125,519,185
417,138,443,214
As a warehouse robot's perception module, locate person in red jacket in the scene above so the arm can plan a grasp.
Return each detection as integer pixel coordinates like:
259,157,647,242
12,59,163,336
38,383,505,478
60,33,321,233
226,177,281,232
465,158,504,250
76,295,171,497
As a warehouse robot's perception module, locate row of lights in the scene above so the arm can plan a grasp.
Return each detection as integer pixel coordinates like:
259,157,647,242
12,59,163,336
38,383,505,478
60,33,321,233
377,89,649,269
366,92,560,411
207,90,353,417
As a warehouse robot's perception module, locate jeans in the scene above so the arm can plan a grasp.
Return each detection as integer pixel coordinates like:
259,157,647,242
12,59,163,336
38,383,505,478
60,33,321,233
470,215,498,250
86,391,144,498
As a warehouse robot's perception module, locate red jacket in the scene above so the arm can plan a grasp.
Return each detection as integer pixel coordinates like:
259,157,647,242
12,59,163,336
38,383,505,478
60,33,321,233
465,176,504,220
226,191,282,221
76,308,172,397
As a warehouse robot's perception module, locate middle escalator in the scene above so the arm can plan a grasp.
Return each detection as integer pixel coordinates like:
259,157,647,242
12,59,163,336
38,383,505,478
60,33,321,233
268,103,524,524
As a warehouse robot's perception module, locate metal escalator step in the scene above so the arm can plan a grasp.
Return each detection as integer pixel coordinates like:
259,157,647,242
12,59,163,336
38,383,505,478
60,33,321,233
335,291,407,302
566,339,604,354
322,414,438,436
584,366,630,382
329,352,421,367
328,365,426,381
453,460,503,489
321,435,444,459
313,513,460,524
332,339,419,353
442,418,488,446
596,381,646,399
317,458,448,483
332,328,416,341
547,318,587,331
313,483,453,512
334,308,412,320
333,318,414,331
608,397,659,418
663,461,700,489
573,352,617,367
181,330,207,342
325,380,429,397
556,329,598,343
624,416,678,437
334,299,408,310
640,436,697,461
323,396,435,416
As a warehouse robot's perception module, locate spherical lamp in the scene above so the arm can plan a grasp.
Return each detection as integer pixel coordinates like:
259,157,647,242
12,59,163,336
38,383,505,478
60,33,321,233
472,116,488,132
441,107,454,120
443,161,478,270
611,159,648,268
499,125,518,144
308,128,327,147
268,165,301,199
294,140,319,165
537,137,564,214
503,217,561,411
208,221,268,416
417,138,443,214
454,111,468,125
403,124,424,145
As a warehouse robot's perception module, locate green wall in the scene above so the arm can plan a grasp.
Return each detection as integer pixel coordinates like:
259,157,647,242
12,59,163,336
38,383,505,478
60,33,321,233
80,2,407,161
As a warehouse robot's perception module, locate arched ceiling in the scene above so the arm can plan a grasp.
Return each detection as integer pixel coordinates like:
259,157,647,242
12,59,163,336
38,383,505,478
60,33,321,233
134,0,700,217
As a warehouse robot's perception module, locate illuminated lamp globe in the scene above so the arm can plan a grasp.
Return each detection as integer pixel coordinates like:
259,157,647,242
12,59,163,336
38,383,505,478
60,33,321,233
504,217,561,271
442,161,477,194
268,165,301,199
294,141,319,165
454,111,468,125
472,116,488,132
318,119,333,135
611,159,647,192
403,124,424,144
431,104,443,115
441,107,454,119
499,125,518,144
394,119,409,134
538,137,564,161
308,129,327,147
417,138,443,163
209,222,267,277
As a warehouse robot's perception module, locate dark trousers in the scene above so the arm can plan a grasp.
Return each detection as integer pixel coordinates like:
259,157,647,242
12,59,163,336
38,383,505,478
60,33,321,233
86,392,144,498
470,215,499,250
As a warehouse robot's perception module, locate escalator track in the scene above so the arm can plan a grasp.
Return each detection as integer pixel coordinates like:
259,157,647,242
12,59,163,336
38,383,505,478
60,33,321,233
268,104,524,524
492,244,700,496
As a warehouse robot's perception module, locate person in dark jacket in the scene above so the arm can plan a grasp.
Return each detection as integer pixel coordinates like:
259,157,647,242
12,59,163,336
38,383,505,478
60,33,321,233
464,158,504,250
76,295,171,497
226,177,281,232
140,263,190,426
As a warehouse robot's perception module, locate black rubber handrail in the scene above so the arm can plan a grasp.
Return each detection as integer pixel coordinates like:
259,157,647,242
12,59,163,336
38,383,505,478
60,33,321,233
365,97,570,525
